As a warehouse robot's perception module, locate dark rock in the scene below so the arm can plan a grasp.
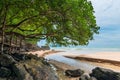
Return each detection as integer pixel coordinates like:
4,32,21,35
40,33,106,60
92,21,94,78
11,53,39,61
11,53,25,61
23,60,58,80
0,54,16,67
90,67,120,80
12,59,58,80
0,53,58,80
0,78,7,80
65,69,84,77
0,67,11,78
12,63,33,80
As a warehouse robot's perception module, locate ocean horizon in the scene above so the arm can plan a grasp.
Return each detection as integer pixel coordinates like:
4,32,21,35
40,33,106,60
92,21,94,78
51,47,120,55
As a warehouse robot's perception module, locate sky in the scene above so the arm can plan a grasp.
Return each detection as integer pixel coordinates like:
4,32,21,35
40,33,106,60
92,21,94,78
87,0,120,48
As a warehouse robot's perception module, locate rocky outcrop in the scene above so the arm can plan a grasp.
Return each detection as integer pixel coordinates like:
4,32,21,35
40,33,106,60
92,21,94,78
65,67,120,80
65,69,84,77
64,69,97,80
0,53,58,80
90,67,120,80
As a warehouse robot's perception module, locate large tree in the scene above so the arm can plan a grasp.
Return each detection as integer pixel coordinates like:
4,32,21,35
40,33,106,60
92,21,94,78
0,0,99,53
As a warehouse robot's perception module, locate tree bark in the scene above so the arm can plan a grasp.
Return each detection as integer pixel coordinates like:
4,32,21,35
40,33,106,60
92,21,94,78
1,7,7,54
19,37,22,53
9,34,13,53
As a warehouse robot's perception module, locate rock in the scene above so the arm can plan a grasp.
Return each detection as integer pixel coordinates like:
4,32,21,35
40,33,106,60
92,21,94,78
0,78,7,80
0,53,58,80
90,67,120,80
14,65,32,79
0,67,11,78
23,59,58,80
0,54,16,67
12,63,33,80
12,59,58,80
65,69,84,77
79,75,91,80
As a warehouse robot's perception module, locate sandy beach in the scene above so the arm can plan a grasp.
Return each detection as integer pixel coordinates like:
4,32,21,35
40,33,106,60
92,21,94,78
27,50,120,79
27,50,62,57
28,50,120,72
64,52,120,72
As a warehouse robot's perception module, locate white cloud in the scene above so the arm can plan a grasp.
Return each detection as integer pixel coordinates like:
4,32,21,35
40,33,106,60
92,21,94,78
90,0,120,26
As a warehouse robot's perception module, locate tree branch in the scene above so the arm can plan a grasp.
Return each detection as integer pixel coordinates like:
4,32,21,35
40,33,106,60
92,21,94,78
6,15,38,31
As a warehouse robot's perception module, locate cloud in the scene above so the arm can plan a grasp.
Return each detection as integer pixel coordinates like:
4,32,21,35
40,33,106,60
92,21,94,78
91,0,120,26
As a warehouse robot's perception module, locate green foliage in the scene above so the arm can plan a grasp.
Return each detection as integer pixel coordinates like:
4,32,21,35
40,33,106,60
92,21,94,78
0,0,99,46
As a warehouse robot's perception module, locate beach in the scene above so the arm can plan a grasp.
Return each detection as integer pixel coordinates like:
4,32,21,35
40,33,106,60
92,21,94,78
28,49,120,72
64,51,120,72
27,49,62,57
27,49,120,79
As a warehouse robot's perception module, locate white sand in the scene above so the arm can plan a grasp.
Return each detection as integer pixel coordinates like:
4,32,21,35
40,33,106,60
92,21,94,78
79,52,120,62
27,50,52,57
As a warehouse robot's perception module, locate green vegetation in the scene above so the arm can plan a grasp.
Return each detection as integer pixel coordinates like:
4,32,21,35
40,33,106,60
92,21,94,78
0,0,99,53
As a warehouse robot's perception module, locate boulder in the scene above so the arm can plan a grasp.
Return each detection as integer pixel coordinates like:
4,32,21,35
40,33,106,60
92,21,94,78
12,63,33,80
65,69,84,77
12,59,58,80
0,53,58,80
0,67,11,78
90,67,120,80
0,54,16,67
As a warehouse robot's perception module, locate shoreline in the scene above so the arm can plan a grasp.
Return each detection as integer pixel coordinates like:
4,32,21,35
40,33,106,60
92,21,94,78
48,59,80,80
28,50,120,72
64,52,120,72
26,49,63,57
64,56,120,67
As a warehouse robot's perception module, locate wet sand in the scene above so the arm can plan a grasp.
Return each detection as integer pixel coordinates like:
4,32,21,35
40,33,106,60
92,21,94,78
64,52,120,72
48,59,80,80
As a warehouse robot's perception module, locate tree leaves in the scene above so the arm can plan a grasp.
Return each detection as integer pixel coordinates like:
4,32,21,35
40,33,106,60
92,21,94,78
0,0,99,47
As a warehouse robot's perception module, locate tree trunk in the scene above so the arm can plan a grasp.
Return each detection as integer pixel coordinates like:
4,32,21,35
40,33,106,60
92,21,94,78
1,3,7,54
19,37,22,53
9,34,13,53
15,36,18,53
1,31,5,54
1,15,6,54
